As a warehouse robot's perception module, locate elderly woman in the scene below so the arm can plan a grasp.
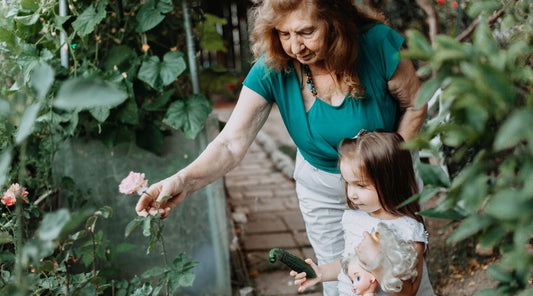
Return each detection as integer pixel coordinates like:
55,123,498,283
135,1,426,295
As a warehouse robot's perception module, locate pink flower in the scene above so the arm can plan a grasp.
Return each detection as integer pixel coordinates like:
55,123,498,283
2,183,29,206
119,171,148,195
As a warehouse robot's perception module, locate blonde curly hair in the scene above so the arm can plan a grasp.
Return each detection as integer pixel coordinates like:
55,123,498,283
341,222,419,293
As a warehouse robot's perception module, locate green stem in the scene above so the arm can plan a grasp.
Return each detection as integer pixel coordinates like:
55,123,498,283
15,141,27,292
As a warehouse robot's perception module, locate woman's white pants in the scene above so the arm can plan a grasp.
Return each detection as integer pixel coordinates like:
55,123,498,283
293,151,346,296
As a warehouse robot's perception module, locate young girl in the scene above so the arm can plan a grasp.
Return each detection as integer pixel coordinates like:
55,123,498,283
291,130,435,296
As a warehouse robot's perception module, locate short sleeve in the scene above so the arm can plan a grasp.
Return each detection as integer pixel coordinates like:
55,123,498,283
361,23,405,81
242,55,275,103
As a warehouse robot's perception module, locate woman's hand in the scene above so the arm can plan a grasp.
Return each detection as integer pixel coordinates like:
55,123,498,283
289,259,322,293
135,173,187,219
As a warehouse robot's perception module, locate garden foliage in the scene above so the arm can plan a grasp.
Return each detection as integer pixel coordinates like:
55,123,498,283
403,0,533,295
0,0,228,294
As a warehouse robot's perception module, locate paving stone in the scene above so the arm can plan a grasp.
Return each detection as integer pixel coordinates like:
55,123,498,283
245,216,287,233
243,233,297,250
293,230,312,247
283,213,306,231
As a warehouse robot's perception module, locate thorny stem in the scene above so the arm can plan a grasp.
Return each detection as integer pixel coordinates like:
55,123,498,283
15,141,28,292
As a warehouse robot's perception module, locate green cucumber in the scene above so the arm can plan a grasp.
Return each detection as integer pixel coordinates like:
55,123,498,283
268,248,317,278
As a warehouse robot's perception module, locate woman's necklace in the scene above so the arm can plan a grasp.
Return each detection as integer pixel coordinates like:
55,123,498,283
304,65,318,97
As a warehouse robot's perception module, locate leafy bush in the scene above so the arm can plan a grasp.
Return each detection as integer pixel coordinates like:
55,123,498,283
404,0,533,295
0,0,228,294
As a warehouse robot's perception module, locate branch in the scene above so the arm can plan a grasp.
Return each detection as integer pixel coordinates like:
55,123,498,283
455,8,505,42
415,0,439,45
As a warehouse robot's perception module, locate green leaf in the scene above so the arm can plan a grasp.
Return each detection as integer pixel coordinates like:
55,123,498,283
72,2,107,37
14,14,40,26
163,94,212,139
416,161,450,188
54,77,128,110
135,0,173,33
486,189,528,220
418,207,465,220
467,1,502,18
197,13,227,52
138,51,187,90
89,107,111,123
160,51,187,86
125,216,145,237
104,45,137,72
142,89,173,111
142,215,152,237
37,209,71,241
96,206,113,218
30,62,54,100
447,215,493,243
0,149,12,187
416,76,442,109
20,0,40,11
141,266,166,278
15,103,41,145
487,263,513,283
0,98,9,117
473,21,499,57
403,30,434,60
114,243,136,253
494,110,533,151
118,99,139,125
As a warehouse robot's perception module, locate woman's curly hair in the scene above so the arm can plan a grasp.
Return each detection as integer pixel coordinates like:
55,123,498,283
248,0,387,97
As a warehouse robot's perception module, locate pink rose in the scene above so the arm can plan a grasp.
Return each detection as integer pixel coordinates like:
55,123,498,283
119,171,148,195
2,183,29,206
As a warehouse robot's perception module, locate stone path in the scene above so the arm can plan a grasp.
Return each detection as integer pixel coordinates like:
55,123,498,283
213,103,322,296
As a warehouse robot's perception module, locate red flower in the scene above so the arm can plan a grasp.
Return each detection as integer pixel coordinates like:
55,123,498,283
451,1,458,8
436,0,446,4
2,183,29,206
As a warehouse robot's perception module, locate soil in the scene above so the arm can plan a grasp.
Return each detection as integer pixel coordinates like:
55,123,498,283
423,197,500,296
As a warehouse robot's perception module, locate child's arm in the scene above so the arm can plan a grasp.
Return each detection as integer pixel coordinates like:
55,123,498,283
289,258,342,293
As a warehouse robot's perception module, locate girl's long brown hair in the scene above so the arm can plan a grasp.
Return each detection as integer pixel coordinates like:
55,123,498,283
338,131,425,227
249,0,387,97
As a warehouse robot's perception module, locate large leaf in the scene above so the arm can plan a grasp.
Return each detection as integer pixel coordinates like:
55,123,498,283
125,216,145,238
37,209,71,241
135,0,173,33
0,149,12,187
485,188,529,220
403,30,434,60
54,77,128,110
72,1,107,37
30,62,55,100
494,110,533,151
416,161,450,188
104,45,137,72
197,13,227,52
138,51,187,90
15,103,41,144
163,94,212,139
0,98,10,117
447,214,493,243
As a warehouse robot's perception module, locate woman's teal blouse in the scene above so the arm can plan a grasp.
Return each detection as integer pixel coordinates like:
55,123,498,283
243,22,404,173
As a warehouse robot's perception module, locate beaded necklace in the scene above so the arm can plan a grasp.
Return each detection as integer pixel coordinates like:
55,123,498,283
304,64,318,97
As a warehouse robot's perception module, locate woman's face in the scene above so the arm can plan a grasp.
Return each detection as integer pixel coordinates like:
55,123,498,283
274,4,328,65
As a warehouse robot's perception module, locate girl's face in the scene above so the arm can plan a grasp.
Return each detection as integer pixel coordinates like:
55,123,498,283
340,159,384,217
347,260,377,295
274,4,328,65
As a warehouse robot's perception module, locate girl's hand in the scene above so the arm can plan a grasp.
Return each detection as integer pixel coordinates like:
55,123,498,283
289,259,322,293
356,231,381,268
